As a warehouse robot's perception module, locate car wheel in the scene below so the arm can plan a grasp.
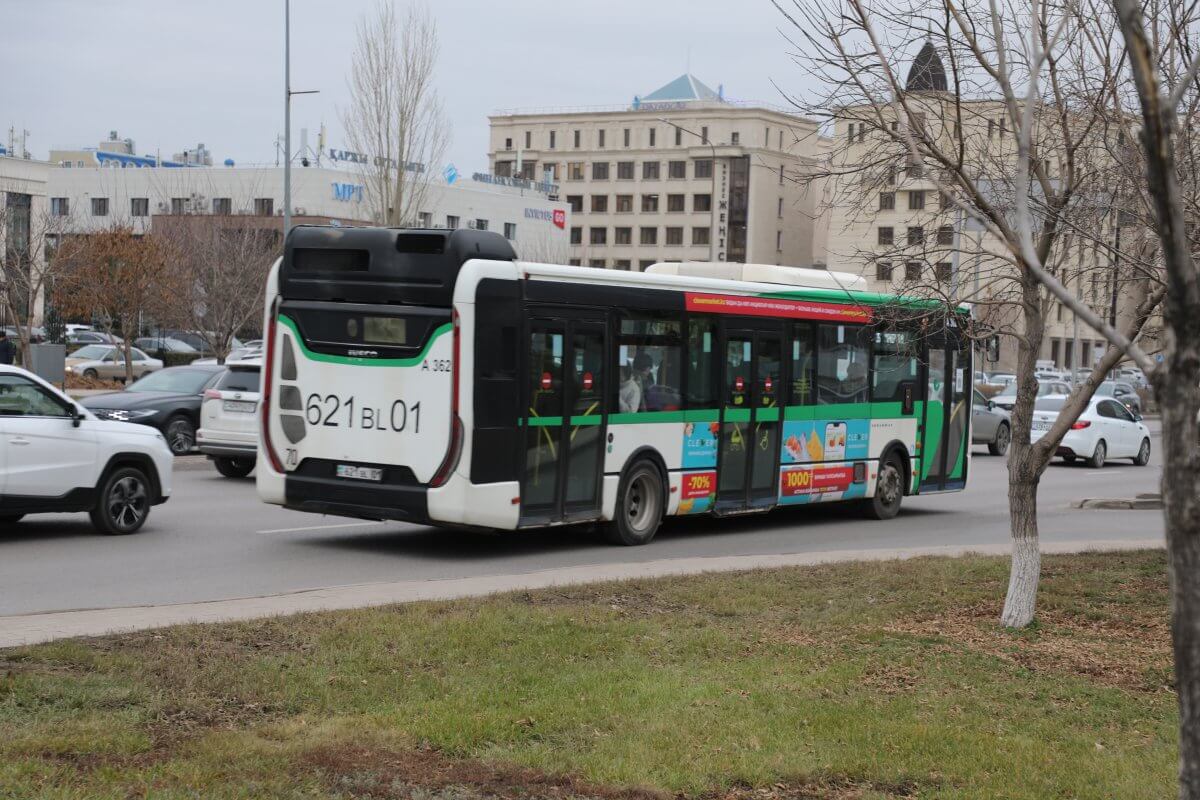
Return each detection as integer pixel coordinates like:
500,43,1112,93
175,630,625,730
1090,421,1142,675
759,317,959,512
164,415,196,455
988,423,1011,456
1133,437,1151,466
0,513,25,524
89,467,151,535
213,456,255,478
83,368,98,379
1087,439,1107,469
864,453,905,520
604,460,664,546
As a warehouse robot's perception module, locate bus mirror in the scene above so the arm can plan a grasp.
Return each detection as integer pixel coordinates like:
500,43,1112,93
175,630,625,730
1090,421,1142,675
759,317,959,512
901,382,914,416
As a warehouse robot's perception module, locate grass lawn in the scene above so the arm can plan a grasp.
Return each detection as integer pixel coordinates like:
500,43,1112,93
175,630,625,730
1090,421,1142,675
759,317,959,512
0,550,1177,799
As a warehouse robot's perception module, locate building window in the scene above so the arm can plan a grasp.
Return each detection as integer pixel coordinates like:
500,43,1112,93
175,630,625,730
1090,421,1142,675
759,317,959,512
692,227,711,245
574,130,581,148
446,215,460,229
675,127,683,146
567,195,583,213
592,162,610,180
617,161,634,180
907,226,924,245
909,190,925,210
475,219,489,231
765,126,770,146
569,258,582,266
50,197,70,217
774,231,781,251
212,197,231,215
878,226,894,245
505,222,517,240
504,137,513,151
649,128,656,147
939,191,951,210
879,192,895,210
549,130,556,149
988,119,995,139
623,128,630,147
701,126,708,144
616,194,633,213
777,197,784,217
731,131,740,145
615,227,633,245
91,197,109,216
694,193,712,212
668,160,687,179
694,159,712,179
643,161,660,180
131,197,149,217
847,122,856,141
876,261,894,281
591,195,608,213
639,259,656,270
595,130,605,149
524,131,531,149
640,226,658,245
614,259,632,270
665,226,684,245
495,160,514,177
418,211,433,227
590,227,607,245
568,162,585,180
641,194,659,213
589,258,606,268
905,261,922,281
937,225,954,246
935,262,952,282
253,197,273,216
570,226,582,245
667,194,685,212
779,165,785,185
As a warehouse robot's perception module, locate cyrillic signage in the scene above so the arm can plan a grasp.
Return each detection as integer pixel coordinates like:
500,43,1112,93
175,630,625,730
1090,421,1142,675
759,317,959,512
684,293,872,323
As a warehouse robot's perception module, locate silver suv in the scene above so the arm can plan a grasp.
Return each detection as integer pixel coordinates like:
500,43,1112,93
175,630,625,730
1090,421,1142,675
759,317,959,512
197,361,260,478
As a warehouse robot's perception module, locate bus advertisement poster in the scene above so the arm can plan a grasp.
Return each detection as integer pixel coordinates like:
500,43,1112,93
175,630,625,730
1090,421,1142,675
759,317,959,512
678,470,717,514
781,419,870,463
681,421,719,468
778,464,864,504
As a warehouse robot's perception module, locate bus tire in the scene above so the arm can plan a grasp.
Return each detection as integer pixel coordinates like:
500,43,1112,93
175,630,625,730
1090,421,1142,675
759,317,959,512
864,453,905,521
605,460,664,546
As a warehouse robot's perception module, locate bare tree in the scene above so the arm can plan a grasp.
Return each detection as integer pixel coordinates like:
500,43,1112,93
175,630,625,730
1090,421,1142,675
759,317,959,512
342,0,449,226
778,0,1165,628
156,217,279,363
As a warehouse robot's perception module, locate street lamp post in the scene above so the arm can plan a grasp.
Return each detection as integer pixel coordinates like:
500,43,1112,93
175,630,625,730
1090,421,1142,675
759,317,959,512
657,118,717,261
283,0,318,240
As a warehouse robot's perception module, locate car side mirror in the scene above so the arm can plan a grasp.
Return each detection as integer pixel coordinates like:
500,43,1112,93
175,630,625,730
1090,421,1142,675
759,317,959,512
71,405,85,427
987,400,996,411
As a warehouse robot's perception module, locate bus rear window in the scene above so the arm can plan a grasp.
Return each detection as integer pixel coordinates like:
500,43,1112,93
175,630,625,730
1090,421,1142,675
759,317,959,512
291,248,369,272
363,317,408,345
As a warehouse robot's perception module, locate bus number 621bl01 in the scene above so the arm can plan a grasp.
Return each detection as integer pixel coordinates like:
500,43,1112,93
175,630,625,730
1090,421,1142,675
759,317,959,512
305,393,420,433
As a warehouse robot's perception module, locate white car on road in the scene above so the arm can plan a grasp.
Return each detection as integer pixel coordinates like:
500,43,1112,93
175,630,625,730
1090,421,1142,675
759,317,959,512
197,359,261,478
1031,394,1152,468
0,365,173,534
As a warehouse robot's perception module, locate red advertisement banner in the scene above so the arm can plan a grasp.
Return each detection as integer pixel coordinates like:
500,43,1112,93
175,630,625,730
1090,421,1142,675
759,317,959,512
681,471,717,499
685,292,872,323
779,465,855,497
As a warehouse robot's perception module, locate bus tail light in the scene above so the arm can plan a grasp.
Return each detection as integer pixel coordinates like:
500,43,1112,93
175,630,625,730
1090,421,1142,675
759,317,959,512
260,301,285,474
430,309,461,488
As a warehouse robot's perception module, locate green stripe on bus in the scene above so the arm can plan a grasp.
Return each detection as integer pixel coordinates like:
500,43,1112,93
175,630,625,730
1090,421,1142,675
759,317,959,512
724,408,752,422
608,410,687,424
277,315,453,368
758,288,970,313
571,416,603,426
683,409,720,422
757,407,780,422
526,416,563,427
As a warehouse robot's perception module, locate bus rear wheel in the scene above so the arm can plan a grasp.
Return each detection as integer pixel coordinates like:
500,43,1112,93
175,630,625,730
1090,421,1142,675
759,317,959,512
605,460,664,546
864,454,905,521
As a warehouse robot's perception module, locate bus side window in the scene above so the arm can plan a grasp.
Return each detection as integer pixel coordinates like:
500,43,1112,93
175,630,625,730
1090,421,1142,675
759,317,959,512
618,314,682,413
816,324,870,405
871,329,917,403
686,317,717,409
789,323,814,405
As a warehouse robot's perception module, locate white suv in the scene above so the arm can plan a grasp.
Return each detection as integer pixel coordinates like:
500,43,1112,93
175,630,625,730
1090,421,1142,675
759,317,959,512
0,366,173,534
197,360,260,478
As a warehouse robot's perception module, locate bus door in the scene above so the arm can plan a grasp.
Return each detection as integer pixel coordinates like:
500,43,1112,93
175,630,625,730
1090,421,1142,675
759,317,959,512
716,324,783,513
919,334,969,491
521,313,608,525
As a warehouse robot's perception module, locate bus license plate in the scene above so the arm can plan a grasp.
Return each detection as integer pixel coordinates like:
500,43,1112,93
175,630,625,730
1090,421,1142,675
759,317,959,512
223,399,257,413
336,464,382,482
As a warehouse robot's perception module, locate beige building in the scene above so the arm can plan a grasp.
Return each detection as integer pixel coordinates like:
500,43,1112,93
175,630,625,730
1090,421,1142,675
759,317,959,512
823,43,1132,373
0,152,52,327
488,74,828,271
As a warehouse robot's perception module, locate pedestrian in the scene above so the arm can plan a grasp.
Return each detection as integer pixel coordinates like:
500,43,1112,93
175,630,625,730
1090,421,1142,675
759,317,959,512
0,330,16,366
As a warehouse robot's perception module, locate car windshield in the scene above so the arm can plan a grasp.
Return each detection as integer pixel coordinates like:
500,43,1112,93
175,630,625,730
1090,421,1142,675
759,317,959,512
126,369,213,394
1036,397,1067,411
70,345,112,360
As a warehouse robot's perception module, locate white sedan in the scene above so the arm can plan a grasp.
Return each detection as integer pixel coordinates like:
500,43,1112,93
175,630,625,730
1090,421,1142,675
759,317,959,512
1030,394,1152,468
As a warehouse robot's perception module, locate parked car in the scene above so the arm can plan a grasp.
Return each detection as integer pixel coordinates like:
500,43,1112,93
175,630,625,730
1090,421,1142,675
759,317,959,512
991,379,1072,412
155,330,243,355
134,336,199,354
192,345,263,366
66,345,162,381
1030,394,1151,468
68,330,122,346
987,373,1017,387
3,326,44,343
80,365,225,455
64,323,94,335
197,360,261,478
1098,380,1142,414
971,389,1011,455
0,365,172,534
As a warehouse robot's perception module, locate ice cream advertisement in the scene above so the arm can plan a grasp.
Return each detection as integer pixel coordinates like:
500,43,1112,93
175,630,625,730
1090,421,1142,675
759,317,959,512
781,418,870,464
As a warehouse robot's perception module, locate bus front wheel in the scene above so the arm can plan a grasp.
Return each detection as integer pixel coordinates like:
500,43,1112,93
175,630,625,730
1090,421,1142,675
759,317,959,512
864,454,905,521
605,460,664,546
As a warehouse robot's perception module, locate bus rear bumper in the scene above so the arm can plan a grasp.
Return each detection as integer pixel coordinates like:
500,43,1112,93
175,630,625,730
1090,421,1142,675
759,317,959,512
281,461,431,524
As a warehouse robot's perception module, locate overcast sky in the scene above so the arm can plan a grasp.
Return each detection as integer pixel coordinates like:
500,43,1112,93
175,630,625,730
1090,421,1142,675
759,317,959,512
1,0,817,173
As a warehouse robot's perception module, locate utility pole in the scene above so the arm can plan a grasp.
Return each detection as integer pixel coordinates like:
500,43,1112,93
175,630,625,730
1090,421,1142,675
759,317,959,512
283,0,318,239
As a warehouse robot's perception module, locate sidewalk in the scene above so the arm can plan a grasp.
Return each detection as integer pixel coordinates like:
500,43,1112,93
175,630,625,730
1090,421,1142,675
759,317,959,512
0,537,1163,649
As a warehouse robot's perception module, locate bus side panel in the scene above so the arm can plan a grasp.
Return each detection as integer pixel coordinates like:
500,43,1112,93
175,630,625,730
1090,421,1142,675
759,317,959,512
257,258,287,507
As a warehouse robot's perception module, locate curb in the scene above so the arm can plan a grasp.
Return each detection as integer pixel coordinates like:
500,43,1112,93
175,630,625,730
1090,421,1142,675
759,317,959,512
0,537,1164,649
1074,497,1163,510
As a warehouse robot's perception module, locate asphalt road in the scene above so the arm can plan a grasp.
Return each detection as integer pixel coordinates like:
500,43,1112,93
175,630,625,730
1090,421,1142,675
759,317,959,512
0,425,1165,616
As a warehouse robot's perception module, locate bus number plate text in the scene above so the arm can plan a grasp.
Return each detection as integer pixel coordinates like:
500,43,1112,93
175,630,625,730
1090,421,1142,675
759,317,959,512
305,393,421,433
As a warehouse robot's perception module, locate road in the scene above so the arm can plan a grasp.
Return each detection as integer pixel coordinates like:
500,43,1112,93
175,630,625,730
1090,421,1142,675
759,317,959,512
0,427,1165,616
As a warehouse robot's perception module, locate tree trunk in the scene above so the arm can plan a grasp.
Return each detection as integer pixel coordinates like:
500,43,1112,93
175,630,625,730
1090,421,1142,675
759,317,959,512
123,339,134,384
1158,368,1200,798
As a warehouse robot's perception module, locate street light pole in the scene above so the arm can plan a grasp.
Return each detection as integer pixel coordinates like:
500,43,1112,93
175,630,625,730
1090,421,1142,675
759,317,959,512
283,0,318,240
657,117,717,261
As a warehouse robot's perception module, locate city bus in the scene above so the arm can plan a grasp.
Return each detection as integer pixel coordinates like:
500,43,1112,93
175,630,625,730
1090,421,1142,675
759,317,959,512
257,226,971,545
